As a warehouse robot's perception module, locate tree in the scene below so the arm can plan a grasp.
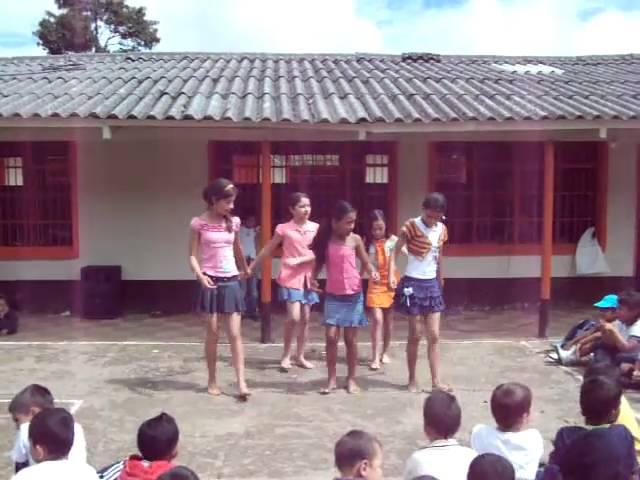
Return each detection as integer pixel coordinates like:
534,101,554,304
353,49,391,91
34,0,160,55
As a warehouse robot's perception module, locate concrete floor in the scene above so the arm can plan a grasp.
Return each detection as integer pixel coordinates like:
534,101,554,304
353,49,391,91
0,307,631,479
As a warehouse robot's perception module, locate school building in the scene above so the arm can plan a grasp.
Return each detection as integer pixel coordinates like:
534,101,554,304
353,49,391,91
0,52,639,335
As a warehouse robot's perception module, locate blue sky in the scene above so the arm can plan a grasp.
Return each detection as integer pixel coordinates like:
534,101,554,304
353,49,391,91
2,0,640,56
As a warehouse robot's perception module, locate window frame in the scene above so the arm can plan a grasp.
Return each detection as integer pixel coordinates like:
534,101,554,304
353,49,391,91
427,141,608,257
0,141,79,260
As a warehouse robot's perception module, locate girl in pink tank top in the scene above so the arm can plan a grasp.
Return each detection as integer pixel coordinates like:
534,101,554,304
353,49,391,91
311,201,379,395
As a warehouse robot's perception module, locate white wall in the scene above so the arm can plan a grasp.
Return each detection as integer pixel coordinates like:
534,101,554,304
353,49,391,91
0,127,637,280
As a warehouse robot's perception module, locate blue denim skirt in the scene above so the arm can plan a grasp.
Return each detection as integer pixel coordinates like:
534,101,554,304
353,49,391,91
278,286,320,305
197,275,245,314
393,276,445,316
323,292,368,327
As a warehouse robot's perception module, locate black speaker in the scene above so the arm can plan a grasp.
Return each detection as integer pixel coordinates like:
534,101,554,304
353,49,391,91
80,266,123,319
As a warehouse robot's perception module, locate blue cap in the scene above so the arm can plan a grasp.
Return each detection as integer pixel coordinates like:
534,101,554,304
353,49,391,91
593,294,618,309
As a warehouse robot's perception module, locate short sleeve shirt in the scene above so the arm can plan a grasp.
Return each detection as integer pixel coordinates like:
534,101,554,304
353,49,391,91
613,319,640,340
275,220,319,290
190,216,241,277
404,219,446,280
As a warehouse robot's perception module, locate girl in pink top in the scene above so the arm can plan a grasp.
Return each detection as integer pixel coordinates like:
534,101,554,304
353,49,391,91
311,200,379,394
249,193,319,371
189,178,250,398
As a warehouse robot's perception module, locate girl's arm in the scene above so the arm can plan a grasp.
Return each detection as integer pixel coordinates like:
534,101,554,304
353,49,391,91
189,229,215,288
355,234,379,282
233,233,249,277
248,233,283,275
310,261,322,292
389,232,407,289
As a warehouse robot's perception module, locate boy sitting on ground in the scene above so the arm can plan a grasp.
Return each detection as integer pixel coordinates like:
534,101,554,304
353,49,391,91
543,375,638,480
12,408,98,479
98,412,178,480
470,383,543,480
467,453,515,480
9,384,87,473
334,430,383,480
0,294,18,335
403,391,477,480
593,290,640,366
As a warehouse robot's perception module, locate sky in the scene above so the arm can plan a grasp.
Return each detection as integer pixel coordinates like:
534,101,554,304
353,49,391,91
1,0,640,57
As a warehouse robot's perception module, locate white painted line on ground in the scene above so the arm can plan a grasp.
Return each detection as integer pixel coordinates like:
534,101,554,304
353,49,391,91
0,399,83,419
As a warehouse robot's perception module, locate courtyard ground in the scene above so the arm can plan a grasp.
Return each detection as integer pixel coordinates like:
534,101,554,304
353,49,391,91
1,307,635,479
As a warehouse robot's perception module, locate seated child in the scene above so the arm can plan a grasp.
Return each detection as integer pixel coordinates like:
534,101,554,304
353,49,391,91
470,383,543,480
334,430,383,480
0,294,18,335
12,408,98,480
403,391,477,480
9,384,87,472
553,294,618,365
157,466,200,480
98,412,178,480
592,290,640,366
467,453,515,480
543,375,638,480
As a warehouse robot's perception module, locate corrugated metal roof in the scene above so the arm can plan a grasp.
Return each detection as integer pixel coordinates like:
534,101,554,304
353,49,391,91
1,52,640,124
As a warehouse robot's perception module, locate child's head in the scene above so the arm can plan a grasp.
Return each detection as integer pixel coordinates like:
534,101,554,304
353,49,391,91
8,384,54,427
334,430,383,480
423,390,461,441
28,408,74,463
0,294,9,315
288,192,311,221
158,466,200,480
421,193,446,227
311,200,357,269
616,290,640,325
490,383,532,432
467,453,515,480
593,294,619,322
137,412,180,461
202,178,238,217
367,210,388,242
243,213,257,228
580,375,621,426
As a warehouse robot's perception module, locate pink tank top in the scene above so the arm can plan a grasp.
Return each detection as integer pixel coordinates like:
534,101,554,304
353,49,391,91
190,216,240,277
325,241,362,295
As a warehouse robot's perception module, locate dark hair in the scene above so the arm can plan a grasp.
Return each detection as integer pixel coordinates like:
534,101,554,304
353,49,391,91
618,290,640,311
334,429,381,474
467,453,515,480
29,408,74,460
9,384,54,415
158,466,200,480
490,383,533,431
201,178,238,232
422,192,447,212
423,391,461,439
137,412,180,461
365,209,389,251
288,192,310,211
311,200,356,270
580,376,621,425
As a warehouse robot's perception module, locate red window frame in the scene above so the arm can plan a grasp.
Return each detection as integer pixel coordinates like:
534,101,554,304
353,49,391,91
0,141,79,260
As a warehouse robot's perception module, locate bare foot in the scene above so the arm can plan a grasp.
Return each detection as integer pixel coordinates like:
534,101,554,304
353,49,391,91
279,357,292,372
407,382,420,393
320,379,337,395
369,361,381,371
295,357,315,369
346,379,361,394
207,383,222,396
238,382,252,397
431,382,453,393
381,353,391,364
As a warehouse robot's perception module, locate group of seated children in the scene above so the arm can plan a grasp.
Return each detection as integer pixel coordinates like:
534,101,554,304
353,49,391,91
8,384,199,480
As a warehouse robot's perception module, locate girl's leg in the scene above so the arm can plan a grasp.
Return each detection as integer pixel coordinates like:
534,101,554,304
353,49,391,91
406,315,422,392
205,313,220,395
223,312,250,396
323,325,340,393
294,303,314,368
425,312,450,391
281,301,301,370
344,327,360,393
369,307,383,370
381,308,394,364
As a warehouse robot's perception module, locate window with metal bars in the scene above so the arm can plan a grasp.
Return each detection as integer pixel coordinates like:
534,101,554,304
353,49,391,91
430,141,605,254
0,142,77,259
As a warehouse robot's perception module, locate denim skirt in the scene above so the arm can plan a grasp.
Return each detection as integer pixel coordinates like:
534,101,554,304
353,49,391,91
323,291,368,327
278,286,320,305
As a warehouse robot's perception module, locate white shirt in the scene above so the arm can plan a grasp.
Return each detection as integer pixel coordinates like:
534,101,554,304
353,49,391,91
12,421,87,466
613,319,640,340
239,226,257,258
404,219,445,280
12,459,98,480
470,424,544,480
403,439,477,480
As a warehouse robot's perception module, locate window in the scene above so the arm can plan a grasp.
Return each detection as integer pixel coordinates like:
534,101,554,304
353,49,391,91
0,142,78,259
430,141,605,255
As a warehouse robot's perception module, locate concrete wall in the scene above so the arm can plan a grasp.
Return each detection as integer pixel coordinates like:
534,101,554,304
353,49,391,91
0,127,637,281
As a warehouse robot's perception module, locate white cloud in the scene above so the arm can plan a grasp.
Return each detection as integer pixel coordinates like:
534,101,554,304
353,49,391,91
0,0,639,56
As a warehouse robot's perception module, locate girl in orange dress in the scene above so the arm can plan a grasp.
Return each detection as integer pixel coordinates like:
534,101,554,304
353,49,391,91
365,210,400,370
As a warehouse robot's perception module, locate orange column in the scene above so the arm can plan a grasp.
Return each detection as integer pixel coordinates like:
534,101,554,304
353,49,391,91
260,141,273,343
539,142,555,338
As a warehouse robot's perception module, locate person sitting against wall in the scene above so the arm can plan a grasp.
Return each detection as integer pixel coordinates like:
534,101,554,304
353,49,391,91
0,294,18,335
